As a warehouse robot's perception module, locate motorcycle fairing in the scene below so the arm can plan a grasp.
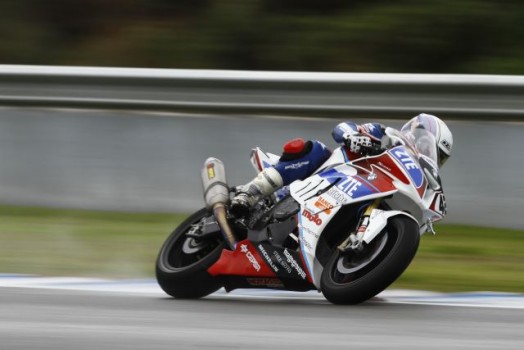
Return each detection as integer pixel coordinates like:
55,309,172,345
421,189,446,228
290,163,398,213
208,240,276,277
207,239,315,292
350,147,428,199
256,242,313,284
388,146,425,189
250,147,280,172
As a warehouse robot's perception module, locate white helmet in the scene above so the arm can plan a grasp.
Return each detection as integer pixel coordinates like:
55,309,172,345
401,113,453,167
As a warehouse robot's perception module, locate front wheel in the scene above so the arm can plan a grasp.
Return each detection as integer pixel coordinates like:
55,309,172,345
156,208,225,299
320,216,420,305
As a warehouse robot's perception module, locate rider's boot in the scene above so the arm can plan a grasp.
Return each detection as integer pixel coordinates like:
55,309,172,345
230,167,283,217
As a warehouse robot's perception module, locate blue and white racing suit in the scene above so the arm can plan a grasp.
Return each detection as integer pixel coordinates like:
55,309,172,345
271,122,386,185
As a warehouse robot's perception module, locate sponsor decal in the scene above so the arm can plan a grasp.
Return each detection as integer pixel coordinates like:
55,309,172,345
377,161,392,172
301,238,313,251
393,149,418,170
336,177,362,197
314,196,334,214
240,244,261,272
431,193,447,216
302,209,322,225
246,277,284,288
325,187,347,204
283,249,307,280
273,251,292,274
257,244,279,273
300,225,320,239
284,161,310,170
318,168,346,185
391,148,424,187
206,163,215,180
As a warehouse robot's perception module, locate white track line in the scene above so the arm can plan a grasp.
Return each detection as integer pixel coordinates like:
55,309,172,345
1,275,523,309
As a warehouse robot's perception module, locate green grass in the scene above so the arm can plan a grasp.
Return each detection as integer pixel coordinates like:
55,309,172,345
394,225,524,293
1,205,522,293
0,205,187,278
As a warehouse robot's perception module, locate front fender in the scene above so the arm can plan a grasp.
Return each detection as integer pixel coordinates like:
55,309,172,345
308,209,418,290
362,210,419,244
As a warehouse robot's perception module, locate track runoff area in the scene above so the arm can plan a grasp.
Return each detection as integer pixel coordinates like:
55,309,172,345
1,275,522,309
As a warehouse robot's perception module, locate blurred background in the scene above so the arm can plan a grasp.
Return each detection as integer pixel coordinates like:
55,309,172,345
1,0,523,74
0,0,522,292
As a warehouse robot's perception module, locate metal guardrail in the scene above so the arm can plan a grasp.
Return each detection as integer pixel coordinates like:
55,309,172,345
0,65,523,119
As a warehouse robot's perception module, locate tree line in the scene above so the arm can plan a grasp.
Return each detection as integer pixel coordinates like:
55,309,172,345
1,0,522,74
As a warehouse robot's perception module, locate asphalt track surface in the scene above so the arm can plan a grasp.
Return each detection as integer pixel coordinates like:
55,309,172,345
1,278,523,350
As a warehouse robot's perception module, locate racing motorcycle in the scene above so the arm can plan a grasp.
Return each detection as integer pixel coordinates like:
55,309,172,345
156,128,446,304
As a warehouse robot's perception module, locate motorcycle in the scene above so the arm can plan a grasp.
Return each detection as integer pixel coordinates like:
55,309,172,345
155,128,446,304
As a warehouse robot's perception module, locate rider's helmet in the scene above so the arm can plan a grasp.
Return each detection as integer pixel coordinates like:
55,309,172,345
401,113,453,167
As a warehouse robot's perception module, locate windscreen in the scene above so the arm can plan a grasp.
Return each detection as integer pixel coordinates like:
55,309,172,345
401,128,440,168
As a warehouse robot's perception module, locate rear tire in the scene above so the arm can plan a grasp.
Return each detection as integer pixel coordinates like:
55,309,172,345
320,216,419,305
156,208,224,299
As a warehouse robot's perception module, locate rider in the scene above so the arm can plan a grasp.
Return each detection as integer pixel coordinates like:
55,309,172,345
230,113,453,217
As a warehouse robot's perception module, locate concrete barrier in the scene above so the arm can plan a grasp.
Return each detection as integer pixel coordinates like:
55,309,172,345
0,108,521,229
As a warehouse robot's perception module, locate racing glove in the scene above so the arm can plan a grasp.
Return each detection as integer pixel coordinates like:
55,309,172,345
343,132,373,153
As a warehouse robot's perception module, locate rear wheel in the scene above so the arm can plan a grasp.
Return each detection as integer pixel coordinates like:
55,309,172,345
320,216,419,305
156,208,224,298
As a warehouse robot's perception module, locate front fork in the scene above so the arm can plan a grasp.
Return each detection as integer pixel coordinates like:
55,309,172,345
337,199,381,252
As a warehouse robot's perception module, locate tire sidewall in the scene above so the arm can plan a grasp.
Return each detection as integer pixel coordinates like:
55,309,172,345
155,208,225,298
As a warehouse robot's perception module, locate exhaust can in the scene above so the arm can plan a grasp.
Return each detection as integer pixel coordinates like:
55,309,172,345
201,157,229,208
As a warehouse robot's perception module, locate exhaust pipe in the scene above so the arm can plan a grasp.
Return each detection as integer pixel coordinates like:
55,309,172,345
201,157,237,250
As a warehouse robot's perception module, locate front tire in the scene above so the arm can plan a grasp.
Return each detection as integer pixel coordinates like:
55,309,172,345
156,208,225,299
320,216,420,305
